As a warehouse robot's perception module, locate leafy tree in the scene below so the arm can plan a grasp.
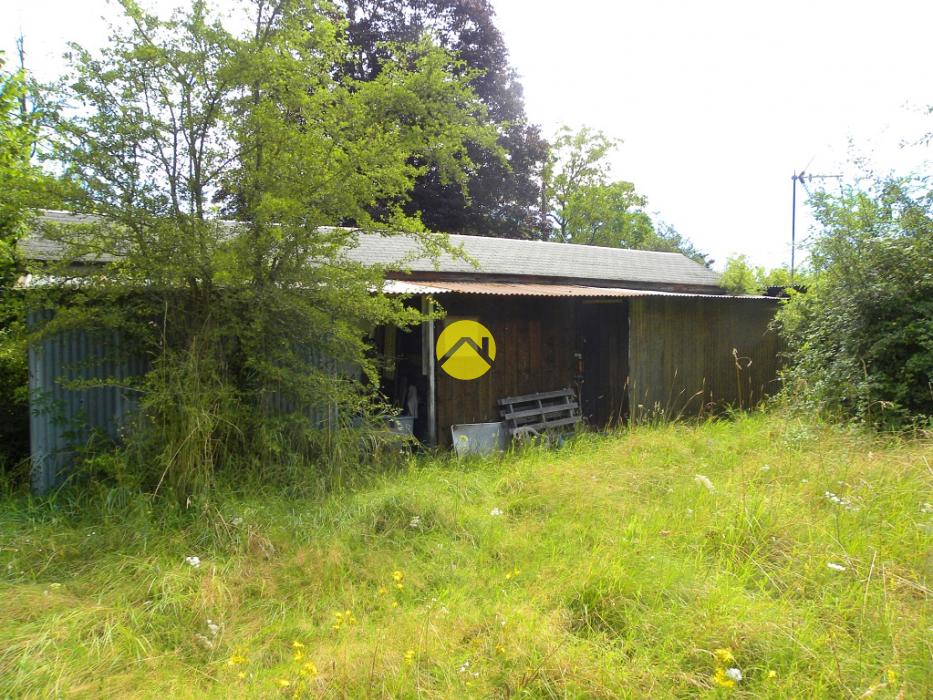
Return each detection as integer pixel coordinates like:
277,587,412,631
719,255,801,294
0,50,43,473
777,177,933,427
718,255,798,294
719,255,760,294
541,126,709,263
36,0,497,495
342,0,547,239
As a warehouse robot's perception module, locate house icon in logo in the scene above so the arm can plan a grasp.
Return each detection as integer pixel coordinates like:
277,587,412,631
435,320,496,380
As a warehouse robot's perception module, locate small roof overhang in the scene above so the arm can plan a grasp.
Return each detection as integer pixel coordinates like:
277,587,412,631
383,279,773,300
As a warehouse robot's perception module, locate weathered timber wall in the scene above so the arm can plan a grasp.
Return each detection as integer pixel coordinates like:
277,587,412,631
433,296,629,444
627,297,781,418
435,296,576,443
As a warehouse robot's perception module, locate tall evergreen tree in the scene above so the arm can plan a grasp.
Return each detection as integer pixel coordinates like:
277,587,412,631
342,0,547,238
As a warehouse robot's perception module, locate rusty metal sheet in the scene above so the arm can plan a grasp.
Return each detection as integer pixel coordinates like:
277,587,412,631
384,279,772,300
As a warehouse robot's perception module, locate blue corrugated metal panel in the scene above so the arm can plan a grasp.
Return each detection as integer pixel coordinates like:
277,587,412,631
262,350,342,427
29,314,345,492
28,311,148,493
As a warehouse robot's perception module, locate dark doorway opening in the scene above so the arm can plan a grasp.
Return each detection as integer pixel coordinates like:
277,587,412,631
575,300,629,427
374,321,429,442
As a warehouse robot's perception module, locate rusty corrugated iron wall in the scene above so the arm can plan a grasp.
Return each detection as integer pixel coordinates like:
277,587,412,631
628,297,782,419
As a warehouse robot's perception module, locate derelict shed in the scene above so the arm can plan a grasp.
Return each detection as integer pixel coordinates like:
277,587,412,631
20,211,782,485
348,234,783,445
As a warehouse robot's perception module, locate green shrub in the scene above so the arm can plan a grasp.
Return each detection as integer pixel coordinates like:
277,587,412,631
777,178,933,428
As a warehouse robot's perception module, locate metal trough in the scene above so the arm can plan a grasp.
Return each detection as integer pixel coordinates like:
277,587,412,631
451,421,509,458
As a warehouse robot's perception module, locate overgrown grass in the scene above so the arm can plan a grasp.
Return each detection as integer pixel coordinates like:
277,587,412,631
1,412,930,698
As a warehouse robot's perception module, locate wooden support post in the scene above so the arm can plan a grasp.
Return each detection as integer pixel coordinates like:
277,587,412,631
422,296,437,446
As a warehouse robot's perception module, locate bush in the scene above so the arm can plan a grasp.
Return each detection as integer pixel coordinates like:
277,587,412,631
777,177,933,427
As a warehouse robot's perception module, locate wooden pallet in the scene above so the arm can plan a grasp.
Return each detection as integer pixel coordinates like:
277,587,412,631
497,388,582,439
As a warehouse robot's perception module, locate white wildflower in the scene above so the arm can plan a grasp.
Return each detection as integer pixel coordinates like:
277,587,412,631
490,507,503,517
694,474,715,492
206,619,220,637
458,660,471,673
824,491,857,511
230,516,243,527
726,667,743,683
827,562,847,572
760,464,771,472
409,515,422,529
185,556,201,568
920,502,933,514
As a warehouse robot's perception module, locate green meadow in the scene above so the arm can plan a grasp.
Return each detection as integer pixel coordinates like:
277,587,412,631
1,412,930,698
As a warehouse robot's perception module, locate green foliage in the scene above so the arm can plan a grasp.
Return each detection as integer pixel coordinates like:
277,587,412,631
777,177,933,426
0,53,43,472
1,414,930,696
33,0,498,495
719,254,798,294
0,55,39,274
719,255,760,294
542,126,709,263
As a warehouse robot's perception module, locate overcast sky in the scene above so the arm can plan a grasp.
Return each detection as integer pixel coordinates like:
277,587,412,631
4,0,931,269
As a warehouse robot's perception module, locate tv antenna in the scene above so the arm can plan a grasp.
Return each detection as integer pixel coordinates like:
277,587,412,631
790,170,842,281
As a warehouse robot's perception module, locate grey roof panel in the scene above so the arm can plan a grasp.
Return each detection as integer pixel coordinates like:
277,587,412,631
23,210,722,289
350,231,720,287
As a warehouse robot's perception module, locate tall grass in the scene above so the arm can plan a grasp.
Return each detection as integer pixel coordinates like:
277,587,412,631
1,412,930,698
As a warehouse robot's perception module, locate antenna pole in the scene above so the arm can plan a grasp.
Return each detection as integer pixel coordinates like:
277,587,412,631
791,172,799,282
789,171,841,283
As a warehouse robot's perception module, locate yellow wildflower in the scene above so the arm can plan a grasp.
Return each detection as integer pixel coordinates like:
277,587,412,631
404,649,415,666
393,570,404,589
292,640,305,650
331,610,356,631
293,649,304,662
332,609,357,630
767,670,777,679
714,648,735,665
505,567,521,580
378,585,388,595
277,678,291,688
227,651,248,667
300,661,319,678
886,669,897,685
495,644,506,655
237,671,246,680
712,667,735,689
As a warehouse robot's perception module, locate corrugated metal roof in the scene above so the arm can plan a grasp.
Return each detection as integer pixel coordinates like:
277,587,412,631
24,210,723,290
382,279,773,300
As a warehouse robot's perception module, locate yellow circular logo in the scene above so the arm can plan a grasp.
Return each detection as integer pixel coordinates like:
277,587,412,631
436,320,496,380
